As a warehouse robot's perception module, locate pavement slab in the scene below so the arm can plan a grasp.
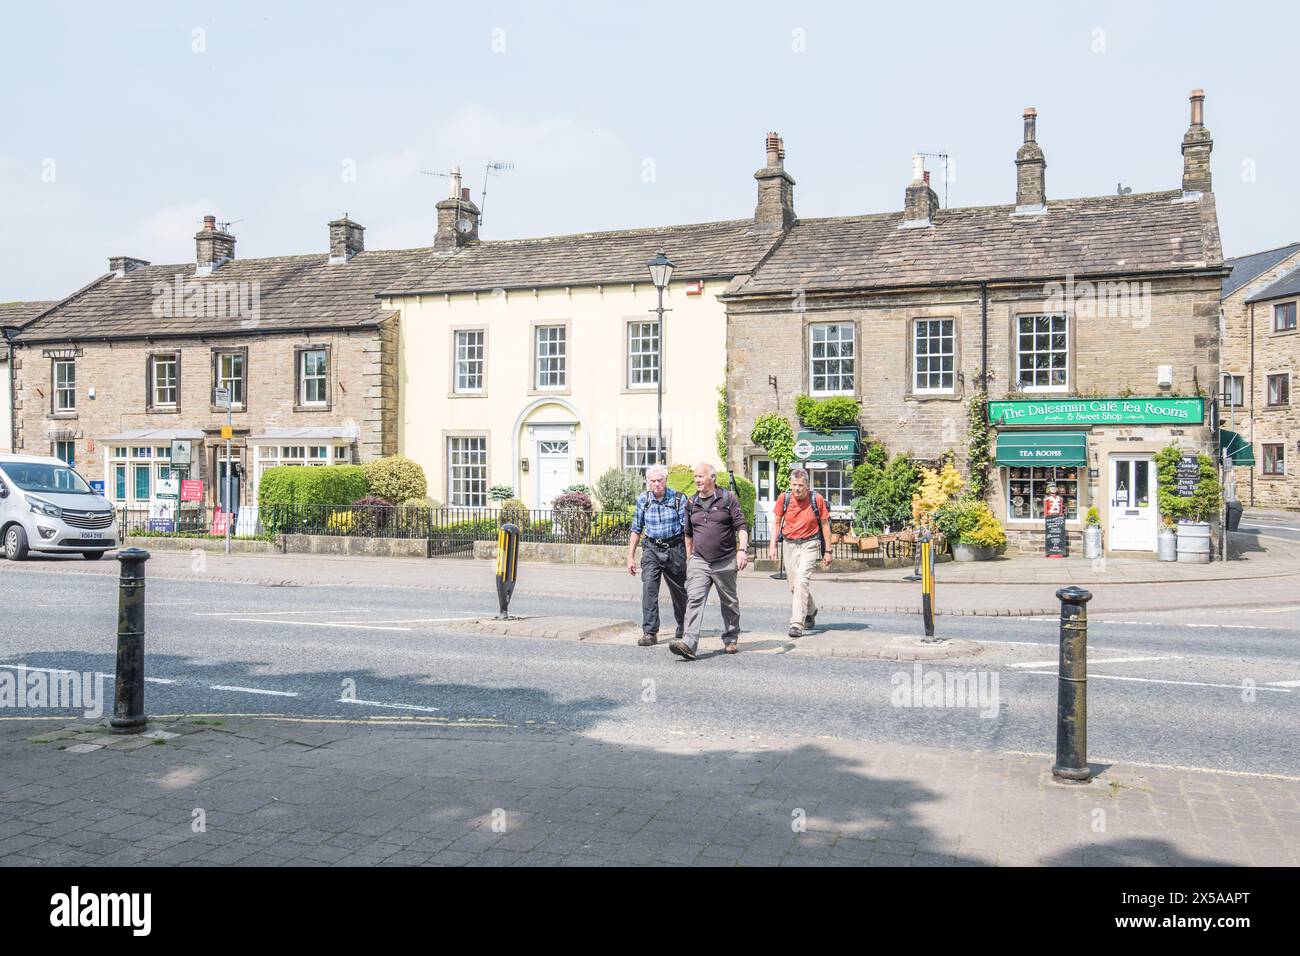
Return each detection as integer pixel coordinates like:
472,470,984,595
3,715,1296,867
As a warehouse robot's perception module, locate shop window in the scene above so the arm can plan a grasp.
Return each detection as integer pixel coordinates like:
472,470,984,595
811,462,853,510
1006,465,1080,520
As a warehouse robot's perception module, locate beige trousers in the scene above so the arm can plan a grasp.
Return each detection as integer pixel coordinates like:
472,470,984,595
783,538,821,627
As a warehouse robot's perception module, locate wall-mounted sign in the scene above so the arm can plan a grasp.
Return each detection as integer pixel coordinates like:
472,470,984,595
180,479,203,502
793,429,859,462
88,480,105,496
989,397,1204,427
1175,455,1200,496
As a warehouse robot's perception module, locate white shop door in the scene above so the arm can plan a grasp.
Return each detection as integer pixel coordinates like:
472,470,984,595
752,458,776,542
1109,454,1157,551
536,439,571,509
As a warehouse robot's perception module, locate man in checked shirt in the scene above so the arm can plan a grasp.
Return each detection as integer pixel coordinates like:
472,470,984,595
626,464,688,647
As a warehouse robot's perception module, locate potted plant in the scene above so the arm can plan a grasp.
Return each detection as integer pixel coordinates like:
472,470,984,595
1156,446,1220,564
1083,506,1103,559
935,498,1006,561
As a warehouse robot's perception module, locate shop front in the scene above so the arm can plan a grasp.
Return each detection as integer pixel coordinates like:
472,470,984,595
989,397,1208,556
99,428,208,532
751,427,860,542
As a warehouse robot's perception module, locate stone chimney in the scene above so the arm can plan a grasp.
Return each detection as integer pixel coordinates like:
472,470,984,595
753,132,796,230
194,215,236,274
328,216,365,264
1181,89,1212,195
901,155,939,227
434,167,481,252
108,256,149,277
1015,107,1046,210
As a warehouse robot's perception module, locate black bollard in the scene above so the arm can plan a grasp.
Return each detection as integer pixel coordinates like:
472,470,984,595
1052,585,1093,781
111,548,150,734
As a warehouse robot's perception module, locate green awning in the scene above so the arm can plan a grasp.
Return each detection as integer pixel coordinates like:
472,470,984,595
794,428,859,462
1219,428,1256,466
995,430,1088,466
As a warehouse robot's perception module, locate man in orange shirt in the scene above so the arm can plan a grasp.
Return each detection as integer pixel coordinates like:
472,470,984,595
767,468,833,638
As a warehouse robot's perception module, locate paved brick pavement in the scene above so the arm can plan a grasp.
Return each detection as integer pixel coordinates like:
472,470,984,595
3,716,1296,867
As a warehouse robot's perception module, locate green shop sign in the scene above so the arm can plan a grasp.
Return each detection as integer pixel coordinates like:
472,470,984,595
988,397,1204,427
793,428,859,462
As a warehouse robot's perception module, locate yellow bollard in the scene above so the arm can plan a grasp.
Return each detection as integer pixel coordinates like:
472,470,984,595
920,533,937,641
495,522,520,619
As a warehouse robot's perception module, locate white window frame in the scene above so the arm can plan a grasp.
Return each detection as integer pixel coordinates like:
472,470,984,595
627,320,659,389
1221,374,1245,407
809,323,855,396
448,436,488,507
151,354,178,408
534,325,567,390
810,461,853,511
454,330,485,394
53,359,75,412
215,351,245,407
53,440,75,467
621,434,666,476
300,349,328,406
913,318,955,394
1016,314,1070,393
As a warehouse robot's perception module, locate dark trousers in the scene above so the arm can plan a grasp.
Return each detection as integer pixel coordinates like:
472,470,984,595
641,540,687,637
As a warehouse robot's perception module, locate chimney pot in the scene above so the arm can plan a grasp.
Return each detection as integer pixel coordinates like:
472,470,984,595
328,216,365,264
434,166,481,251
754,131,796,230
1015,108,1047,209
1181,89,1212,194
194,215,235,272
903,155,939,226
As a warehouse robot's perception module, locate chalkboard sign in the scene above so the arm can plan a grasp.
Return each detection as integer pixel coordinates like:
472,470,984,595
1045,514,1068,557
1175,455,1200,497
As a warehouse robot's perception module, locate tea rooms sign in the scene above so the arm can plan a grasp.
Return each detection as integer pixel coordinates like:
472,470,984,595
988,397,1204,427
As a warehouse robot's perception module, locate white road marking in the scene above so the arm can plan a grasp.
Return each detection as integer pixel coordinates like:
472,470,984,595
338,698,440,713
145,677,176,685
1024,671,1292,692
193,609,374,617
0,664,178,685
209,685,299,697
1265,680,1300,688
224,617,411,632
1011,656,1172,669
353,616,477,625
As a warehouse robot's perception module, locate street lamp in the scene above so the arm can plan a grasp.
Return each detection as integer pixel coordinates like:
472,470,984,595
645,249,675,465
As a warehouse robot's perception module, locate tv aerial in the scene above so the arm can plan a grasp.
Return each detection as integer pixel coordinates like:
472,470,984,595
478,161,514,227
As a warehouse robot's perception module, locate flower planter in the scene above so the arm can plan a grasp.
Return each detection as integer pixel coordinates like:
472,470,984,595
1083,525,1103,559
1176,522,1212,564
829,533,843,545
858,535,879,552
951,542,996,562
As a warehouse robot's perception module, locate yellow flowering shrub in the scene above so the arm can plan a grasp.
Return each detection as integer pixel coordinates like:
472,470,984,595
912,463,964,522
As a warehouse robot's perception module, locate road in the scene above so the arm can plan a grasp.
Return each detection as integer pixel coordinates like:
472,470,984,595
2,559,1297,777
1238,509,1300,543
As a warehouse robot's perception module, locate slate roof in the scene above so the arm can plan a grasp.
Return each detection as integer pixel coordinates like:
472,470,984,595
1245,267,1300,304
725,190,1224,297
0,301,57,330
14,249,430,344
1222,241,1300,298
379,220,783,296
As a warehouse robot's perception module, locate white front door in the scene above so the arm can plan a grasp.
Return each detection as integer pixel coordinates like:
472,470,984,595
536,439,572,508
752,458,776,542
1109,454,1157,551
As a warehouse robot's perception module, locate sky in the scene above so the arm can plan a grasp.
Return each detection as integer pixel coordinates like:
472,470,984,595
2,0,1296,302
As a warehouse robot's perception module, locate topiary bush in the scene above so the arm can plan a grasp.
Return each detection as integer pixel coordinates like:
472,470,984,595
595,468,644,512
489,484,515,502
500,498,530,529
362,456,427,504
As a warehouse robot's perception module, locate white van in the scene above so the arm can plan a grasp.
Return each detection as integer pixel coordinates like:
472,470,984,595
0,454,119,560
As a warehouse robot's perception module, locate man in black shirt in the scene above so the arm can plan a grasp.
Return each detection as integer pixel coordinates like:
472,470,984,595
670,463,748,660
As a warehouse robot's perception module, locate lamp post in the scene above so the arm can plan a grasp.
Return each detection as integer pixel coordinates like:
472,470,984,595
645,249,675,465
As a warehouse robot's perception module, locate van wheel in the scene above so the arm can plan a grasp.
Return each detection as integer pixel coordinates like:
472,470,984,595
4,525,29,561
82,551,105,561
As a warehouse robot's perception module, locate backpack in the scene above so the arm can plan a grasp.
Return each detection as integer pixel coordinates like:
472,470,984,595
778,491,826,555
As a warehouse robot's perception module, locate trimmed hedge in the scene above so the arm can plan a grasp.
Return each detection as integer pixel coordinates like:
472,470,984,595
258,465,368,509
666,464,756,530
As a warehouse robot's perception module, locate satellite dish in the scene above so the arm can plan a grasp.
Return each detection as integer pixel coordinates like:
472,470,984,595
455,218,474,235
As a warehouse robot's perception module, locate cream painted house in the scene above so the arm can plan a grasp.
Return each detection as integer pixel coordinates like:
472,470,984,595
381,138,796,508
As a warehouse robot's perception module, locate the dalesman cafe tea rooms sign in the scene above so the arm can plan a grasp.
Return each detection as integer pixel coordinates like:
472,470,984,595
988,397,1204,427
